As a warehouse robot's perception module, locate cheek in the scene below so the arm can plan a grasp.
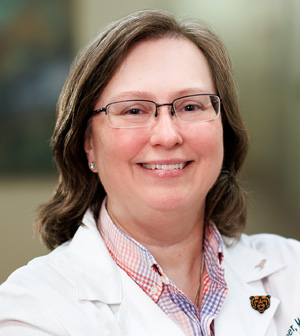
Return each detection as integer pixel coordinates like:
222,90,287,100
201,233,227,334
92,123,147,167
94,128,148,196
109,130,147,160
187,121,224,163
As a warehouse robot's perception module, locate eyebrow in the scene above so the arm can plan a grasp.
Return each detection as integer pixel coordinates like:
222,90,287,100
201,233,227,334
109,91,151,102
108,88,214,102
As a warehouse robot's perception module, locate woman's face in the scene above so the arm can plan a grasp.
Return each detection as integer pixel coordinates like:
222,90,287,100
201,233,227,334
85,37,223,218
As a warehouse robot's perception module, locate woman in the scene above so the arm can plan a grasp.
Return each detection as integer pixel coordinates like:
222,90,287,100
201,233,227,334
0,9,299,336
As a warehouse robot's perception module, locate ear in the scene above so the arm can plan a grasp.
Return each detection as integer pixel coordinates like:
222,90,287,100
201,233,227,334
84,130,97,171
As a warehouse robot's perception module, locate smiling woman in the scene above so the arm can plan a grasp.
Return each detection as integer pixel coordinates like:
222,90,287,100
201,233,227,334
1,9,300,336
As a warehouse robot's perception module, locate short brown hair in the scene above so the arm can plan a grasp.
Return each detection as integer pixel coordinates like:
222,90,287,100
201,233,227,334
36,9,249,250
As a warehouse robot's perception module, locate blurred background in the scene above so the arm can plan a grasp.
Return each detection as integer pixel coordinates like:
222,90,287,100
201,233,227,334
1,0,299,284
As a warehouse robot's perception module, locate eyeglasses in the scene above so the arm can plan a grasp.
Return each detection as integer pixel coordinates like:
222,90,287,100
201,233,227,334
91,94,221,128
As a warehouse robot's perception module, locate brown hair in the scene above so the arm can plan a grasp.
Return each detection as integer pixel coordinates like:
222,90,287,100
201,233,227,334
36,9,249,250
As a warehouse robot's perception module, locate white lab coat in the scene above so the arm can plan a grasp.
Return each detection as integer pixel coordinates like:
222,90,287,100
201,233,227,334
0,209,300,336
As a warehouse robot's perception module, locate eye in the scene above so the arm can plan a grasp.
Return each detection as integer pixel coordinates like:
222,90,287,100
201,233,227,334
177,100,204,113
182,103,203,112
116,102,152,117
123,108,144,115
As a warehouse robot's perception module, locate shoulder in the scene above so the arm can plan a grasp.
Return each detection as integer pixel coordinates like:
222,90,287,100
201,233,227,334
0,242,73,334
0,211,117,335
0,210,97,294
235,232,300,264
0,241,72,289
222,232,300,282
2,240,72,287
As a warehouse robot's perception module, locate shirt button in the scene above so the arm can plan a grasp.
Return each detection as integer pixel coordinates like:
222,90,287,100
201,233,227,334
150,285,158,295
160,275,169,285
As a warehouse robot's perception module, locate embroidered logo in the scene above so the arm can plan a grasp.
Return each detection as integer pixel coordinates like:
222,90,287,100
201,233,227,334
250,295,271,314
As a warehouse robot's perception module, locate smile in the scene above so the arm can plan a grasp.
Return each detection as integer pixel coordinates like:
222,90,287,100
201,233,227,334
140,162,189,170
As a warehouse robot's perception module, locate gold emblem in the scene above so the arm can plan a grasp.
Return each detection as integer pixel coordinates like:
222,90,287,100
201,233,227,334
250,295,271,314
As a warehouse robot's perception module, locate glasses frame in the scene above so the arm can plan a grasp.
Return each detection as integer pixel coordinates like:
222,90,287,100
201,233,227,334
91,93,222,128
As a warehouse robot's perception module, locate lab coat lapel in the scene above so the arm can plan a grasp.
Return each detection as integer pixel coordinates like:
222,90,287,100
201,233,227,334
69,210,123,303
117,268,185,335
214,264,280,335
215,236,284,336
69,210,184,335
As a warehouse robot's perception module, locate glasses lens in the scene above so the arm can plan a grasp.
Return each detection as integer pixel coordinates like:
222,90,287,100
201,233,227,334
107,100,155,128
174,95,220,122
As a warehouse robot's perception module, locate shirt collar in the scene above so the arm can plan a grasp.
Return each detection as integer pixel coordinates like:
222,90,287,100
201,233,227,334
99,202,225,301
99,202,163,302
203,221,226,286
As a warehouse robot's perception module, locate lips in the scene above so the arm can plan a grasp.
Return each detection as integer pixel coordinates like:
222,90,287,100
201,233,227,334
140,162,190,170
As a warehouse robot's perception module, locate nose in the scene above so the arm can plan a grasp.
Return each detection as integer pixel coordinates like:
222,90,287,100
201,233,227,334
149,106,183,149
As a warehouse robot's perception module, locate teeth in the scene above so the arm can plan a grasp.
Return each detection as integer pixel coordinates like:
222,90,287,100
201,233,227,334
142,163,187,170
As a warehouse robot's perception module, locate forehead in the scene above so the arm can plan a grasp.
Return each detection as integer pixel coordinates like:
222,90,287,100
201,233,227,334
98,37,215,104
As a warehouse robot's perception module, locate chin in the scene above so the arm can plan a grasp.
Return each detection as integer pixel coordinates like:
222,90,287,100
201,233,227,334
146,194,195,213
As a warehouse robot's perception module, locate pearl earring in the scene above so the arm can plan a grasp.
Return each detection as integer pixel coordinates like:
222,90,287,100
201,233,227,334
90,161,96,170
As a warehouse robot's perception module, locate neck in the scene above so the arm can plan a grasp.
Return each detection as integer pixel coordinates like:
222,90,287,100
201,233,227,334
106,198,206,302
145,220,204,302
107,196,205,246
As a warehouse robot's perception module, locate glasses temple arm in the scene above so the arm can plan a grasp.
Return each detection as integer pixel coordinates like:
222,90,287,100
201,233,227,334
91,108,106,116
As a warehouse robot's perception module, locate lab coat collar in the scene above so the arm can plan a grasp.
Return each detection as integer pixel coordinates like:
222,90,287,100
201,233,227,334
215,235,285,335
223,235,285,282
68,209,123,304
68,210,185,335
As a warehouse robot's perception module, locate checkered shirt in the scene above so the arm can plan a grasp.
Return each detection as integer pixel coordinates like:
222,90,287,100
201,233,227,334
99,203,228,336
